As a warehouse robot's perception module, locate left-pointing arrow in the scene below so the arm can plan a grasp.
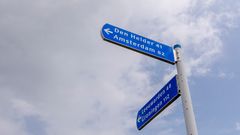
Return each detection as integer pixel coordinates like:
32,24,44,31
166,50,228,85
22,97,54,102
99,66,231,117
137,116,141,123
104,28,113,35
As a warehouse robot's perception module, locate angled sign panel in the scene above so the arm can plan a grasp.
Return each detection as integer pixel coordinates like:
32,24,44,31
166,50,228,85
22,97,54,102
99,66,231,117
101,23,175,64
136,75,180,130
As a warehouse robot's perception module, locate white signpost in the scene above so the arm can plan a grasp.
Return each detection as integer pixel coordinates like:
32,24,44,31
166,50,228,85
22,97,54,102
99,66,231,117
174,44,198,135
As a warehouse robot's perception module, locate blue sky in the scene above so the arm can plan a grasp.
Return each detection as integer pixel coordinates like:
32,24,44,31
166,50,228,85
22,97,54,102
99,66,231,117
0,0,240,135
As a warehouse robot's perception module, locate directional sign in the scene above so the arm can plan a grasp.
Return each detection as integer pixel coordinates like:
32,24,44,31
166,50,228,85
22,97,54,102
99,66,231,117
136,75,180,130
101,23,175,64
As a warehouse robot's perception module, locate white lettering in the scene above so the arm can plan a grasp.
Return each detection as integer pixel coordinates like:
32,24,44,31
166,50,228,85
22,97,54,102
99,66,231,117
114,28,128,37
130,34,136,39
113,35,118,40
163,94,170,102
149,48,155,53
156,44,163,49
119,37,125,42
114,28,119,33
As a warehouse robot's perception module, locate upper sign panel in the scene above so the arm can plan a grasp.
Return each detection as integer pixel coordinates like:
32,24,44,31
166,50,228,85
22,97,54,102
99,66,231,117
101,23,175,64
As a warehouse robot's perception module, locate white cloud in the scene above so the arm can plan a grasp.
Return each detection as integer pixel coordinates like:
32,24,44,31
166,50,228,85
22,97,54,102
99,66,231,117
126,0,240,77
236,122,240,131
218,71,234,79
11,99,40,117
0,117,27,135
0,0,240,135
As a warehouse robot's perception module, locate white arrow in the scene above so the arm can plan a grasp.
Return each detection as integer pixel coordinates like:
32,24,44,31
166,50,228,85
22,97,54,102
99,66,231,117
137,116,141,123
104,28,113,35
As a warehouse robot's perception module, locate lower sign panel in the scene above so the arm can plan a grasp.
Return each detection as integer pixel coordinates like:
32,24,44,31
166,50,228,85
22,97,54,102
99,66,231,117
136,75,180,130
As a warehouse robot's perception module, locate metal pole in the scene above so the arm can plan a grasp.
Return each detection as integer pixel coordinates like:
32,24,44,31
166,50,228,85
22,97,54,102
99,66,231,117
174,44,198,135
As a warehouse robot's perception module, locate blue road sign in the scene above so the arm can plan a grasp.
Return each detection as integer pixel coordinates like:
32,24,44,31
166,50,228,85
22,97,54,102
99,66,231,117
136,75,180,130
101,23,175,64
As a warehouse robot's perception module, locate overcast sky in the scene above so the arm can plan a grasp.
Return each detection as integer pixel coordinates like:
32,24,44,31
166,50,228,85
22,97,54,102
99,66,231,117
0,0,240,135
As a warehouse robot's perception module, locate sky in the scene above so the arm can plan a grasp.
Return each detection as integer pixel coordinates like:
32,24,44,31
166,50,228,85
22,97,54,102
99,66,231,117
0,0,240,135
